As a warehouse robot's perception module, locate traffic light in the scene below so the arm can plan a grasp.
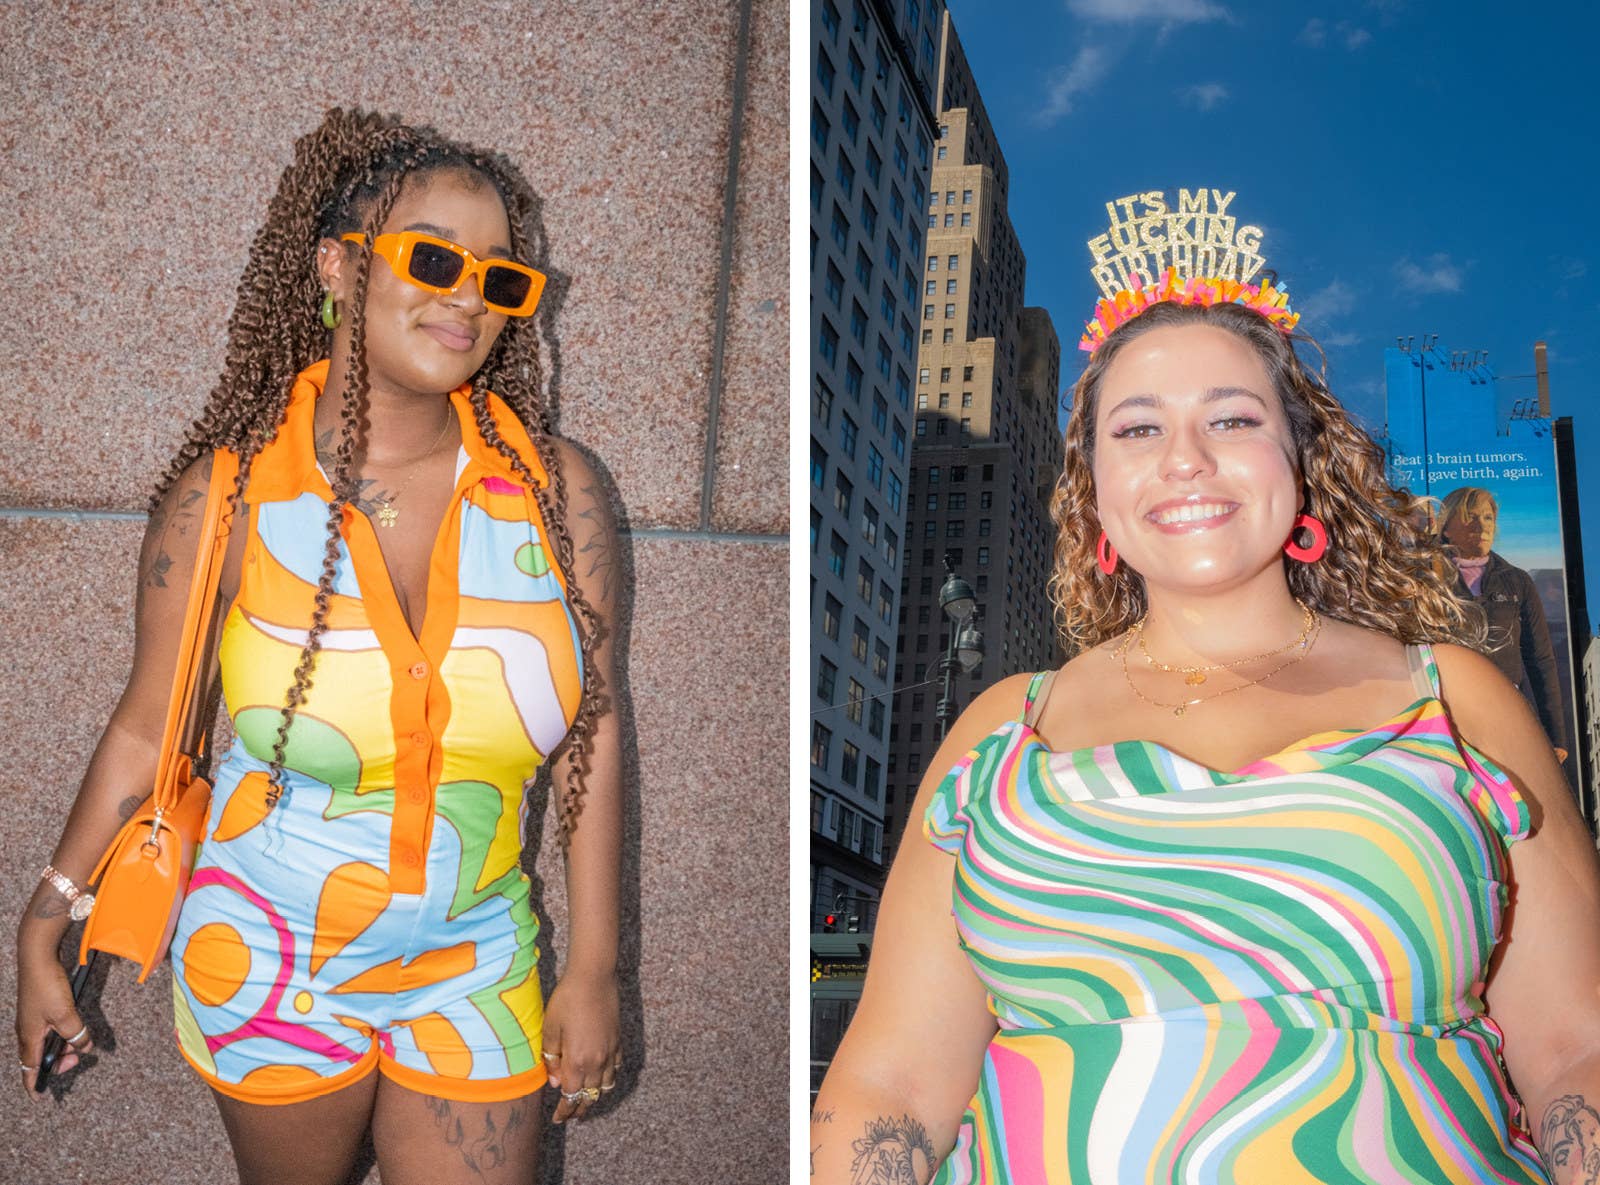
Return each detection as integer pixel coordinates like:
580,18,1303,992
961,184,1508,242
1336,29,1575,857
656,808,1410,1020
823,913,838,932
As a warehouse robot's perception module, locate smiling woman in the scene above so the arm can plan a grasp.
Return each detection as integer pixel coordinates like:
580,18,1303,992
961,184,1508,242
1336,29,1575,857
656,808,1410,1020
14,109,624,1185
813,295,1600,1184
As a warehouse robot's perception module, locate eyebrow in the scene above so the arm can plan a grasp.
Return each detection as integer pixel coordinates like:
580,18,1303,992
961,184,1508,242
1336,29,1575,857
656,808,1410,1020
1103,386,1270,419
403,222,514,259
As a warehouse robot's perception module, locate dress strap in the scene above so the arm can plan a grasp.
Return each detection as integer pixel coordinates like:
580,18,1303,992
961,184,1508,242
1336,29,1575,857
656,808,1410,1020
1020,670,1055,726
1406,641,1443,700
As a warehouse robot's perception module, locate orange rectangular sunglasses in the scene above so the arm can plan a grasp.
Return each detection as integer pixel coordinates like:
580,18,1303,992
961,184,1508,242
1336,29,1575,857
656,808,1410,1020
342,230,546,317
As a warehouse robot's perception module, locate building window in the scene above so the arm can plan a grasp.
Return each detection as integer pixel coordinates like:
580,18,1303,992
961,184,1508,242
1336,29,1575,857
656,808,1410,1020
830,204,849,252
883,526,899,570
921,328,932,345
834,148,855,196
864,758,882,802
846,680,865,725
824,262,844,309
810,437,826,489
961,212,972,227
962,189,973,204
936,145,947,160
915,418,927,437
819,318,839,369
860,500,878,545
876,581,892,624
886,471,903,512
916,393,928,409
848,45,864,90
927,254,938,271
844,357,863,400
978,547,990,566
960,417,971,435
833,470,852,516
823,592,842,638
949,492,966,510
943,213,953,227
851,618,870,662
828,534,847,579
841,742,860,788
928,466,940,484
867,445,884,489
946,520,964,538
860,195,877,237
817,49,836,98
944,303,955,318
841,100,860,144
821,0,840,39
948,254,959,269
811,101,830,151
892,421,906,458
923,519,935,538
869,700,885,739
936,419,948,436
962,392,973,408
963,365,974,380
980,490,993,509
813,382,833,428
812,721,831,769
946,279,958,295
856,557,874,602
871,393,889,433
938,393,949,410
979,518,991,536
870,93,886,135
817,657,838,702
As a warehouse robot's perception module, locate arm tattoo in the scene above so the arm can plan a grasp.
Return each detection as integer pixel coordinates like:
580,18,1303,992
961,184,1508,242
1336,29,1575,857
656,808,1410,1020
30,895,69,921
849,1114,936,1185
1541,1094,1600,1184
422,1095,532,1181
574,484,616,603
117,794,144,821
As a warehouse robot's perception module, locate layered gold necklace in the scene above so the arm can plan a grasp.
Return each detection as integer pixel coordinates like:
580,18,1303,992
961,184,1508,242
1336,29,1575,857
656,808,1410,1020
1118,600,1320,716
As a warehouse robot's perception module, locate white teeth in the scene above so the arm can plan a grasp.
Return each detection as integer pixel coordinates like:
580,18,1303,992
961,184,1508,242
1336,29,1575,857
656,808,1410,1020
1152,503,1233,525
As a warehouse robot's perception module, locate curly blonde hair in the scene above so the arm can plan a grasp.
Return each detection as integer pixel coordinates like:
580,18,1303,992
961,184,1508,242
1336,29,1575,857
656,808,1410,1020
1047,301,1486,654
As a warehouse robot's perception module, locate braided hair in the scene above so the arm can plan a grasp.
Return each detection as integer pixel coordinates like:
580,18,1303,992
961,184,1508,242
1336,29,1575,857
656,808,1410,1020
150,107,603,842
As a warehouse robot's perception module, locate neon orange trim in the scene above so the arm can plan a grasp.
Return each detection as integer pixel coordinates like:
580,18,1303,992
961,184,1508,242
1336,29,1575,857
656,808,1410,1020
377,1052,549,1101
174,1035,382,1106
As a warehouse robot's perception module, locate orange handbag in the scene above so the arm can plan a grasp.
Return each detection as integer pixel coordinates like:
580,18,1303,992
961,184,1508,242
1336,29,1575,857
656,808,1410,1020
79,448,240,982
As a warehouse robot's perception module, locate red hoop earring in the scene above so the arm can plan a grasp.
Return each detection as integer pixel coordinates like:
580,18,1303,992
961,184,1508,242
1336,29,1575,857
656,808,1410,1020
1283,513,1328,563
1096,531,1119,575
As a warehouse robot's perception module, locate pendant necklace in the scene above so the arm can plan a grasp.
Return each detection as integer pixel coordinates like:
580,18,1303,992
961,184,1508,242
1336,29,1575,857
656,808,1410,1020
371,403,455,528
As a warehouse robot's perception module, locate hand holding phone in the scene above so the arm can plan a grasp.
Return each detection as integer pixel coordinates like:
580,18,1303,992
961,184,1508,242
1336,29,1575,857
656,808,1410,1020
34,954,96,1093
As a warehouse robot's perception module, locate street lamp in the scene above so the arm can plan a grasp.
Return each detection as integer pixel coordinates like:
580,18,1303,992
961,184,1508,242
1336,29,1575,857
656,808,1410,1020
936,554,985,740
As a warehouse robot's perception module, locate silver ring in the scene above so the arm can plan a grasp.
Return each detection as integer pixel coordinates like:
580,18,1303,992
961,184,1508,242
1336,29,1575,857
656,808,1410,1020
65,1026,89,1046
600,1081,616,1092
19,1063,36,1073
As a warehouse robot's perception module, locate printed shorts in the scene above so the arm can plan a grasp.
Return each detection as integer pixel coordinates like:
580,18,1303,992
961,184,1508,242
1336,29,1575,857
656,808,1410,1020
169,762,547,1105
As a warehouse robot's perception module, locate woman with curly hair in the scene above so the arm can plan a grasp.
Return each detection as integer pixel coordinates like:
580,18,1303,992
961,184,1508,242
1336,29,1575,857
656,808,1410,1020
15,108,622,1182
813,297,1600,1183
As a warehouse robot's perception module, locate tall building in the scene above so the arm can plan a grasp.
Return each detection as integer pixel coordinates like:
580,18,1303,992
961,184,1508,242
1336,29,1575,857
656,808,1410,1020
882,11,1065,860
809,0,945,935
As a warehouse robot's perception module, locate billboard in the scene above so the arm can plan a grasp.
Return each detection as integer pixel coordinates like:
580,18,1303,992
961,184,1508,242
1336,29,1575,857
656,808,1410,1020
1384,347,1578,779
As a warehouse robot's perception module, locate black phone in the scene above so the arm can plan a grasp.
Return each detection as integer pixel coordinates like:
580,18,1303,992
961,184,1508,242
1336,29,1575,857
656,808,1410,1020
35,953,96,1093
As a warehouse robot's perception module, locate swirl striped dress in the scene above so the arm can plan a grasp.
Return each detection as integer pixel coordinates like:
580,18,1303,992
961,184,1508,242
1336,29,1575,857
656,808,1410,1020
923,642,1550,1184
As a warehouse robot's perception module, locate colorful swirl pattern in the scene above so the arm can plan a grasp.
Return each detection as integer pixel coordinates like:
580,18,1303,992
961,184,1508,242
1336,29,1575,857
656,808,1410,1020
169,361,583,1105
924,644,1549,1183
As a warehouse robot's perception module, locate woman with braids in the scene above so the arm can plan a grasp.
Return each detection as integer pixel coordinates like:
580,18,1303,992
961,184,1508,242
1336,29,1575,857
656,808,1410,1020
15,108,624,1182
813,286,1600,1182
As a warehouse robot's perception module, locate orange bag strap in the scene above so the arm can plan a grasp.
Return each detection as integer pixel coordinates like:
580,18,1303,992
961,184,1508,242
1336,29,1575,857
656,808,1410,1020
150,449,240,811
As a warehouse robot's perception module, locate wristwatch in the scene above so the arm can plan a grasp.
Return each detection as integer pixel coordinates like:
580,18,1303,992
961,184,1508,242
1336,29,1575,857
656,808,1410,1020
40,866,95,922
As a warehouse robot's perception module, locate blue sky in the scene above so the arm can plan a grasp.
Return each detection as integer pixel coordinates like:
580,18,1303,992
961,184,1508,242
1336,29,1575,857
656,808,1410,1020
945,0,1600,629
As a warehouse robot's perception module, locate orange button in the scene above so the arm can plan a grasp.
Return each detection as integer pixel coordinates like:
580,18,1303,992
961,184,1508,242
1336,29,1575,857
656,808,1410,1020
411,731,429,747
408,661,429,680
408,787,427,804
400,851,419,867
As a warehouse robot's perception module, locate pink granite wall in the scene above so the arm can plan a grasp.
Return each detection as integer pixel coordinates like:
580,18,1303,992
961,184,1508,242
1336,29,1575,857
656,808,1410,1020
0,2,787,1182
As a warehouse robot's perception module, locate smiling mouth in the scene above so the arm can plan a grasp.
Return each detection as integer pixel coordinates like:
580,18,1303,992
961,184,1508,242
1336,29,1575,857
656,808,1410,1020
1148,501,1238,526
422,324,476,351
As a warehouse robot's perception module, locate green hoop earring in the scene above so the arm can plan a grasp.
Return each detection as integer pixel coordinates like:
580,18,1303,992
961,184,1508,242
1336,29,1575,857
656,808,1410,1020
319,290,341,330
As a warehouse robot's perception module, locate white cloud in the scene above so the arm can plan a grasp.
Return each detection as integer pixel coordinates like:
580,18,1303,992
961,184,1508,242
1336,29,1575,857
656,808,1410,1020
1040,45,1111,123
1298,279,1358,323
1343,25,1372,48
1395,253,1464,294
1300,19,1372,49
1556,257,1588,280
1321,330,1362,349
1176,82,1229,110
1297,18,1326,47
1067,0,1227,22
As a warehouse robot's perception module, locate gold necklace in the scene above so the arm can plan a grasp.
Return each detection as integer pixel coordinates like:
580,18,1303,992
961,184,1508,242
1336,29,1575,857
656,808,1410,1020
1119,610,1321,716
370,403,455,528
1137,600,1316,685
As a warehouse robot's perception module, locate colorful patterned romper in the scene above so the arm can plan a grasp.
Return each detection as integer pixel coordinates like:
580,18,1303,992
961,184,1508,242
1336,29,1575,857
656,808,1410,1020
170,360,584,1105
924,643,1551,1183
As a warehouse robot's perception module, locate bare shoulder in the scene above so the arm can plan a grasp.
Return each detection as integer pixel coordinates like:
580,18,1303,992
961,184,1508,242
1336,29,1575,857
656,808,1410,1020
937,671,1038,761
1429,641,1523,724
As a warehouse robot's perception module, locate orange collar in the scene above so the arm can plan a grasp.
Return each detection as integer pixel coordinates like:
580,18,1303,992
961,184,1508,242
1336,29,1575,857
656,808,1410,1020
241,359,548,503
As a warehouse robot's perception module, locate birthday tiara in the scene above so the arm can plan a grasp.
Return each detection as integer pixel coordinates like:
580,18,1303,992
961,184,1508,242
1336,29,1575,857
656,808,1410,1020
1078,189,1299,354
